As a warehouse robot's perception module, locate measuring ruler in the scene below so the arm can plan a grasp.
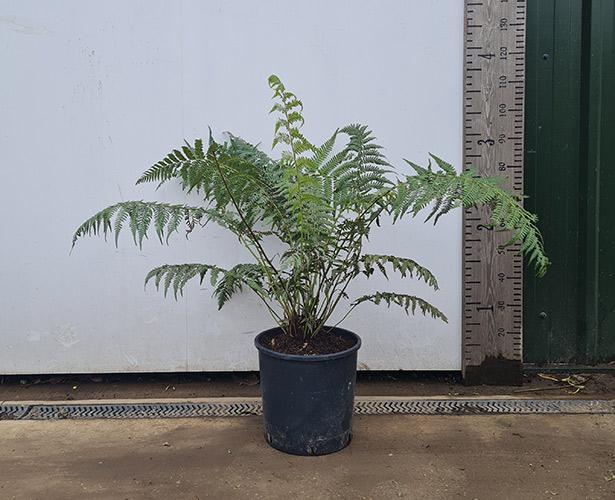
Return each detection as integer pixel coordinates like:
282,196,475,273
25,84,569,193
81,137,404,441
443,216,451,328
462,0,526,385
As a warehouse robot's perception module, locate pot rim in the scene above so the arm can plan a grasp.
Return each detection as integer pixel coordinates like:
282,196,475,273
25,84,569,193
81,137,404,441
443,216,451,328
254,326,361,362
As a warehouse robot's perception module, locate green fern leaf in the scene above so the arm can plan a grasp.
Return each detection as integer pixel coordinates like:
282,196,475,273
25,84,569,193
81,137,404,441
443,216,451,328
361,254,439,289
145,263,226,299
72,202,205,249
352,292,448,322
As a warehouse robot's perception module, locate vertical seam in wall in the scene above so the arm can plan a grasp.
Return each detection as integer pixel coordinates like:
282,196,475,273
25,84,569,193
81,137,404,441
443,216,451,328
458,2,465,371
546,1,557,357
591,0,602,358
185,290,189,371
179,0,189,371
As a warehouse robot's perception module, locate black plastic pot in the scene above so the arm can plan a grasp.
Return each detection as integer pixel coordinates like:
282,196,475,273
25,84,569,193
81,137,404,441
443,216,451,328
254,326,361,456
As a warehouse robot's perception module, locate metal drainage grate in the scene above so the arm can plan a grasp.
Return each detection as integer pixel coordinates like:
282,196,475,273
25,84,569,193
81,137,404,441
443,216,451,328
0,402,261,421
0,405,32,420
0,399,613,421
355,399,615,415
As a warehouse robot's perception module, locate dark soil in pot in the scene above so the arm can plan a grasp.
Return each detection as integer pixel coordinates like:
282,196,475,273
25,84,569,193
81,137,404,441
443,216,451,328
259,328,355,355
255,326,361,456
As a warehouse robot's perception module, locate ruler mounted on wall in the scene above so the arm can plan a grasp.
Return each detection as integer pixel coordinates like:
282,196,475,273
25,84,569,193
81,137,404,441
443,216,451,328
462,0,526,385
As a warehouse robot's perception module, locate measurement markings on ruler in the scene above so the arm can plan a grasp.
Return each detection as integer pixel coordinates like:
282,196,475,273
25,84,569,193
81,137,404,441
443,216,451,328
462,0,526,385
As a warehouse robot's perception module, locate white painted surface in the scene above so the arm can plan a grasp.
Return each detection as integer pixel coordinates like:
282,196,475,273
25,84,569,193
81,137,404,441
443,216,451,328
0,1,463,373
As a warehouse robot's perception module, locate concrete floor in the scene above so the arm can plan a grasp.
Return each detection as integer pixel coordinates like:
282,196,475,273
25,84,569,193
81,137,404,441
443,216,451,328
2,414,615,499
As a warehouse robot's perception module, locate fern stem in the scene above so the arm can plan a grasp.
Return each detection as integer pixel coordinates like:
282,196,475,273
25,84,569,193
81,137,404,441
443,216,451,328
209,148,297,325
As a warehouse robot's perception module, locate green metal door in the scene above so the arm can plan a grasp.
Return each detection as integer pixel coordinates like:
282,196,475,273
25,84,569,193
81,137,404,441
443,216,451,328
524,0,615,364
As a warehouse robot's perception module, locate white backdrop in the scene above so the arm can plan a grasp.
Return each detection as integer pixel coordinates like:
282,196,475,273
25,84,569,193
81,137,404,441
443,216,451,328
0,1,463,373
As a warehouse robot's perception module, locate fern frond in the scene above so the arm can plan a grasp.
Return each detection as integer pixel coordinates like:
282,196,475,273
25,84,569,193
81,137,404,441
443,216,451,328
136,139,206,188
392,154,550,277
332,124,393,207
352,292,448,322
268,74,313,154
213,263,267,309
360,254,439,289
72,201,205,248
145,263,225,298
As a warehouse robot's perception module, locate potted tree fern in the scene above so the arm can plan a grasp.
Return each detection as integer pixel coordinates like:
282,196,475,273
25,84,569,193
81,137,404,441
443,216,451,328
73,75,548,455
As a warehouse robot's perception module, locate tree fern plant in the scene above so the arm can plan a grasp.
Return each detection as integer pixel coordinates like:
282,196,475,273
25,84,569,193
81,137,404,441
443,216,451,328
73,75,548,342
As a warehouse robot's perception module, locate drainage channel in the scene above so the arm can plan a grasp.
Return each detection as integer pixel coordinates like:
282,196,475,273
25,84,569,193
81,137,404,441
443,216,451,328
1,399,614,420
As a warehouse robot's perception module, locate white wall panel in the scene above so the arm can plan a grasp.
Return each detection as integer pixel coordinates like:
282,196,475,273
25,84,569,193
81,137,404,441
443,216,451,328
0,0,463,373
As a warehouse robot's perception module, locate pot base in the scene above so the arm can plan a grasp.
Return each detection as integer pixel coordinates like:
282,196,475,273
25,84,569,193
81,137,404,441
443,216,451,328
265,429,353,456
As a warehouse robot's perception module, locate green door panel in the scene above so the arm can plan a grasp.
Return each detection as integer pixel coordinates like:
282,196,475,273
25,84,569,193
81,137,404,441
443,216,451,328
581,0,615,362
524,0,615,364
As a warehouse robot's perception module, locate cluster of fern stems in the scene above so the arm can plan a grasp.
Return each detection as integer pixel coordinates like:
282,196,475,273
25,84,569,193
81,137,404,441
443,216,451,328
73,75,548,340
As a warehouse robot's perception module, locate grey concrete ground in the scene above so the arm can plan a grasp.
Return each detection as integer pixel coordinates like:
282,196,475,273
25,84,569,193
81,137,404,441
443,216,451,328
1,414,615,499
